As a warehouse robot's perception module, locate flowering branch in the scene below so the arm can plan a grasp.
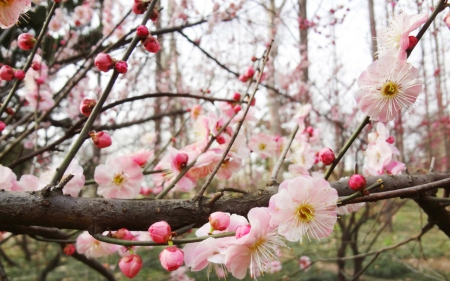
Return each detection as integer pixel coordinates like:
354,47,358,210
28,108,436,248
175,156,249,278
0,2,59,118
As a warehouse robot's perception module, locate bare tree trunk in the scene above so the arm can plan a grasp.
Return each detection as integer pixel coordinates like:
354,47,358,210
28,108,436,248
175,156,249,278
298,0,309,104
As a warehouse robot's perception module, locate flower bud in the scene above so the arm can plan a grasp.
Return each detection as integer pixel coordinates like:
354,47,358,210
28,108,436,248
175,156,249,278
132,0,148,14
119,254,143,279
63,244,76,255
250,97,256,106
94,53,115,72
114,60,128,74
305,126,314,136
159,246,184,271
150,7,159,22
90,131,112,149
14,70,25,80
17,33,36,51
113,228,135,240
239,74,249,82
233,104,242,113
0,121,6,133
348,174,366,191
31,62,41,71
148,221,172,243
245,66,255,78
216,135,226,145
235,224,251,239
0,65,15,81
386,136,395,144
318,147,335,165
407,36,418,50
79,98,97,117
143,36,161,53
233,92,241,102
209,212,230,231
136,25,149,37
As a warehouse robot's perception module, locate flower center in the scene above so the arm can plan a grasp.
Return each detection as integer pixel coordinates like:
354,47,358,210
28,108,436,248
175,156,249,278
381,81,399,97
258,143,267,150
296,203,315,223
112,173,125,185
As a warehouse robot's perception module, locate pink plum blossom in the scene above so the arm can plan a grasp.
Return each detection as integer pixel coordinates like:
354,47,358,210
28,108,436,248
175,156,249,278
95,53,115,72
225,207,285,279
130,150,154,167
119,254,143,279
76,231,117,258
364,140,392,175
24,90,55,111
378,12,428,60
90,131,112,149
355,56,422,122
269,176,338,242
143,36,161,53
0,0,31,29
298,256,311,271
73,4,93,26
94,155,144,199
14,174,39,192
160,246,184,271
17,33,35,50
0,65,14,81
248,133,278,159
38,159,85,196
0,166,17,191
348,174,366,191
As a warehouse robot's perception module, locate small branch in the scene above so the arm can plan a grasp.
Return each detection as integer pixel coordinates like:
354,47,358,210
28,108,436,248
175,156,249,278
324,116,370,180
218,187,248,194
37,251,61,281
172,224,195,236
338,179,384,204
0,255,9,281
350,252,380,281
207,192,223,207
29,236,76,244
194,42,274,199
268,124,300,185
69,251,116,281
92,232,235,247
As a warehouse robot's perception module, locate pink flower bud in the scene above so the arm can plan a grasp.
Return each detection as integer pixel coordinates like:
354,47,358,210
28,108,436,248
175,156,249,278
233,92,241,101
306,126,314,136
114,60,128,74
159,246,184,271
348,174,366,191
148,221,172,243
0,65,15,81
216,135,226,145
119,254,143,279
31,62,41,71
136,25,149,37
14,70,25,80
132,0,148,15
233,104,242,113
250,98,256,106
239,74,249,82
36,77,45,84
90,131,112,149
444,12,450,30
318,147,335,165
386,136,395,144
245,66,255,78
143,36,161,53
209,212,230,231
113,228,135,240
407,36,418,50
173,153,189,170
80,98,97,117
17,33,36,51
235,224,251,239
94,53,115,72
63,244,76,255
150,7,159,22
0,121,6,133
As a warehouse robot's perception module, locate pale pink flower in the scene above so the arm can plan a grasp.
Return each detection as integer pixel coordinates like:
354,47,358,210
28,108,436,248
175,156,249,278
130,150,154,167
225,207,285,279
364,140,392,175
14,174,39,192
288,140,316,170
38,159,85,196
73,4,93,26
24,90,55,111
94,155,144,199
385,160,405,175
216,154,242,180
298,256,311,271
355,56,422,122
170,266,195,281
293,104,312,123
183,237,223,271
248,133,278,159
76,231,117,258
267,260,282,273
0,0,31,29
152,147,196,192
269,176,338,242
337,203,366,215
0,166,17,191
378,12,428,60
190,104,202,120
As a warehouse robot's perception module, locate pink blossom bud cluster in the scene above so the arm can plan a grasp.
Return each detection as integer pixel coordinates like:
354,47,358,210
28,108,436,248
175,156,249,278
0,65,25,81
94,53,128,74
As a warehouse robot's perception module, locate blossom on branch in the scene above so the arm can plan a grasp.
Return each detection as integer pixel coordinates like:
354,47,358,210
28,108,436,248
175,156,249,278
0,0,31,29
355,56,422,122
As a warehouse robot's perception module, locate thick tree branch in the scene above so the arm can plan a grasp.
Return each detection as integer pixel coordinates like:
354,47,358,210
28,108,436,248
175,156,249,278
0,174,448,233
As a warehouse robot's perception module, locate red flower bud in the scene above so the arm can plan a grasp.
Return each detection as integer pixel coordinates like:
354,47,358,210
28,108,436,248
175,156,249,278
17,33,36,51
0,65,15,81
148,221,172,244
159,246,184,271
233,92,241,102
94,53,115,72
79,98,97,117
119,254,143,279
114,60,128,74
136,25,149,37
14,70,25,80
407,36,418,50
90,131,112,149
143,36,161,53
150,8,159,22
348,174,367,191
63,244,76,255
318,147,335,165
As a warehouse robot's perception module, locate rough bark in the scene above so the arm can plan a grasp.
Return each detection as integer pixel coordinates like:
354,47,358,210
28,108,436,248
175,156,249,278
1,173,448,233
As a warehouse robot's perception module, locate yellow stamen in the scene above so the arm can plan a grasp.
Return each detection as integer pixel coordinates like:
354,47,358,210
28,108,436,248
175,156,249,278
296,203,315,223
381,81,399,97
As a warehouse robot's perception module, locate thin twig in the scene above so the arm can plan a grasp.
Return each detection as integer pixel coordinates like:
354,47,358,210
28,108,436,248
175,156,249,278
0,255,9,281
269,124,300,186
350,253,380,281
194,41,274,199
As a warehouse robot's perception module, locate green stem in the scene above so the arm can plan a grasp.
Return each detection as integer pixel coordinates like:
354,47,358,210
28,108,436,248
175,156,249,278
324,116,370,180
337,179,384,204
92,232,235,247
